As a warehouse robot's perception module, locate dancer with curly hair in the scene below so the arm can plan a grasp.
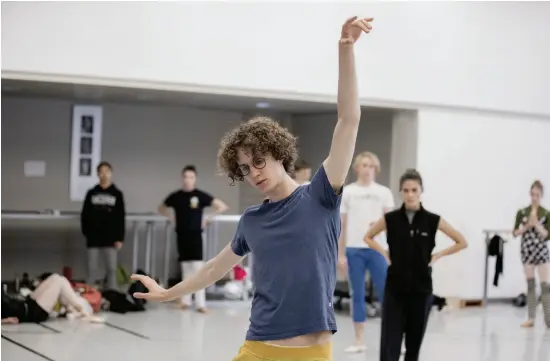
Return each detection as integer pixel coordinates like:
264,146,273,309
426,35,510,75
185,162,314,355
131,15,373,361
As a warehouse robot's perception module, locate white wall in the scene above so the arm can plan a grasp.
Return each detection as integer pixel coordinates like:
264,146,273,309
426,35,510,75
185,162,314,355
389,110,418,200
3,2,549,115
416,109,550,299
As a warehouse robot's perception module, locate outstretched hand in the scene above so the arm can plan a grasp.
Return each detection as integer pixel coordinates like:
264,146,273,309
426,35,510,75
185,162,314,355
131,274,171,302
340,16,373,45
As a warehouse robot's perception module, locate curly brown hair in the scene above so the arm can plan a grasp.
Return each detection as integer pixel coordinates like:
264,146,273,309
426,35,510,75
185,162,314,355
217,116,298,185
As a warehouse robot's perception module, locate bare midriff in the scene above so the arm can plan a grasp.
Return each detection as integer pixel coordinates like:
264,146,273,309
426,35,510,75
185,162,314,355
264,331,332,347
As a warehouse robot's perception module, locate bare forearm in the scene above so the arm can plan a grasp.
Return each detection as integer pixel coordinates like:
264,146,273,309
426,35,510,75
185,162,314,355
364,237,388,259
338,234,346,257
338,216,347,257
436,243,467,258
158,205,172,219
535,224,549,239
337,44,360,122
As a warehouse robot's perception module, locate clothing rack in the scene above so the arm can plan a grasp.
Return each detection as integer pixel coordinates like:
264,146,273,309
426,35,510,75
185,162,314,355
482,229,512,306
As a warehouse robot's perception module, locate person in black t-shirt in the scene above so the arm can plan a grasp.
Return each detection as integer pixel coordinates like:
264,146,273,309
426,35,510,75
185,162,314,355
363,169,468,361
158,165,228,313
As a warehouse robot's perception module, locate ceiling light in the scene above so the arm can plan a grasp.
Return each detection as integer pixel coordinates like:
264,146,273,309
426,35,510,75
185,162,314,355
255,102,270,109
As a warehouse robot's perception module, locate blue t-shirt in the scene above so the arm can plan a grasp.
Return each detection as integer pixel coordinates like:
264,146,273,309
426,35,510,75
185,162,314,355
231,165,342,341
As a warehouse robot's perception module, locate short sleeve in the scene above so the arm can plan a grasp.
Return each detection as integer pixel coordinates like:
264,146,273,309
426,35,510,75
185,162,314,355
199,190,214,208
231,217,250,257
544,210,550,236
340,188,350,214
383,188,395,210
308,165,342,209
513,209,523,230
164,192,177,208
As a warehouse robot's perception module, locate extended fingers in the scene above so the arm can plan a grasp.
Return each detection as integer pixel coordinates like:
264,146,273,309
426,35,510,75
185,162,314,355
133,292,148,299
344,16,358,26
354,18,373,33
130,274,147,281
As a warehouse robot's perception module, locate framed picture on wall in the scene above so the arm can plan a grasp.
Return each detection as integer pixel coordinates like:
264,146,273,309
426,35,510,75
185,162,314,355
81,116,94,134
70,105,103,201
80,136,93,155
79,158,92,176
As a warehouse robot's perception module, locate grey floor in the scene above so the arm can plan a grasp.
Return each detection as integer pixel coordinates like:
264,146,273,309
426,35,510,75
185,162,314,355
1,301,549,361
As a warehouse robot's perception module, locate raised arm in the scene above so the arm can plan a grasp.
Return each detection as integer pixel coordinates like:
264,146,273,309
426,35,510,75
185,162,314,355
323,16,373,188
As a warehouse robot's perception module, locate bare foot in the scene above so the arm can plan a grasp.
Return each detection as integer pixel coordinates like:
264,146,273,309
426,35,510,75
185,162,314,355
520,319,534,328
344,344,367,353
196,307,208,314
178,303,191,310
2,317,19,324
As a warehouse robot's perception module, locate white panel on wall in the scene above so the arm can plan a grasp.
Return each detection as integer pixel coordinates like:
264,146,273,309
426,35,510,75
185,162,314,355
389,110,418,200
70,105,103,201
416,108,550,299
24,160,46,177
3,2,549,115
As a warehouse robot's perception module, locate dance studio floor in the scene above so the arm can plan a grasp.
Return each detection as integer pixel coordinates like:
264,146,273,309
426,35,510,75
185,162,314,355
1,301,549,361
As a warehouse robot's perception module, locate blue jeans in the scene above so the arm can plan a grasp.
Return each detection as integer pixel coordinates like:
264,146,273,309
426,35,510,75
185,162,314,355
347,247,388,323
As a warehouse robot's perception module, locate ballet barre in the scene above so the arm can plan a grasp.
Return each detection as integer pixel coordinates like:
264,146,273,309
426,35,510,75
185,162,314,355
482,229,511,307
1,211,169,279
2,211,244,288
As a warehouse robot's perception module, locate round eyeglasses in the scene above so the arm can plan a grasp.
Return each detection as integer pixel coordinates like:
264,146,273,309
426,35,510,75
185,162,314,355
238,158,267,176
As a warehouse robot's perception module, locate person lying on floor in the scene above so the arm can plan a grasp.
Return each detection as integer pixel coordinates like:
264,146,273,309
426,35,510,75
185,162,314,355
1,273,99,324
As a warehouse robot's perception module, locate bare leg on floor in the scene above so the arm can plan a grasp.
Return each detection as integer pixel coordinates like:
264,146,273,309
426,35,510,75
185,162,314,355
31,274,89,316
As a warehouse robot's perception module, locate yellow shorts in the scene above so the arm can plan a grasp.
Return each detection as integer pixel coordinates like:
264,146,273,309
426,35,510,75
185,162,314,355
232,340,333,361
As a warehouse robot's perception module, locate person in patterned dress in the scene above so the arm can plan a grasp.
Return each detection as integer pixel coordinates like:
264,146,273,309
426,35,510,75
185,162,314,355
513,180,550,328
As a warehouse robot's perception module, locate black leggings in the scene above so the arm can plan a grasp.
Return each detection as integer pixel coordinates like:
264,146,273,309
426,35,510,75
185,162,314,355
380,289,433,361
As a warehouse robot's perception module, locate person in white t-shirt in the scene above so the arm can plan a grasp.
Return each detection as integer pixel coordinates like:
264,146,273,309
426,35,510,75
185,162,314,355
339,151,395,353
294,159,312,186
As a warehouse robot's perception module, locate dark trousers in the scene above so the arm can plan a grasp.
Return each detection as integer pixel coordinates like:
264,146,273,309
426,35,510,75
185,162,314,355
380,289,433,361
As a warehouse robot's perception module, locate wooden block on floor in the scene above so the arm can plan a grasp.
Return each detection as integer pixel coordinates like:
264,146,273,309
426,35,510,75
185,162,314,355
458,299,485,308
446,297,485,309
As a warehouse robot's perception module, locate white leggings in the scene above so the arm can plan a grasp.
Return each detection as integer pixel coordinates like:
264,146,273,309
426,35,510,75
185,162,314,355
31,274,83,314
180,261,206,308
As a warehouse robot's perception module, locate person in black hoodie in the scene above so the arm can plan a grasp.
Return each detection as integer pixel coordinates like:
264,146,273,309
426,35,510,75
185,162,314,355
81,161,126,290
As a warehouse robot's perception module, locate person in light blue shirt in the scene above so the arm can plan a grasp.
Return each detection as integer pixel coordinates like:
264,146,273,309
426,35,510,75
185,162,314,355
131,15,374,361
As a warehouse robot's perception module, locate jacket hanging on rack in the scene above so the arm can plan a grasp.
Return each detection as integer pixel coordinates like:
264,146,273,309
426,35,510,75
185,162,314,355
488,235,505,286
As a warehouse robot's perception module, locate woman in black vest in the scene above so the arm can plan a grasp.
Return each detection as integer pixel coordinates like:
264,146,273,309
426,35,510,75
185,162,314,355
363,169,468,361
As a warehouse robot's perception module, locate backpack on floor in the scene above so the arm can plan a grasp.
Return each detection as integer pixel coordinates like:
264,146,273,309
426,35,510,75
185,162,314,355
127,269,149,307
102,289,145,314
73,282,102,313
